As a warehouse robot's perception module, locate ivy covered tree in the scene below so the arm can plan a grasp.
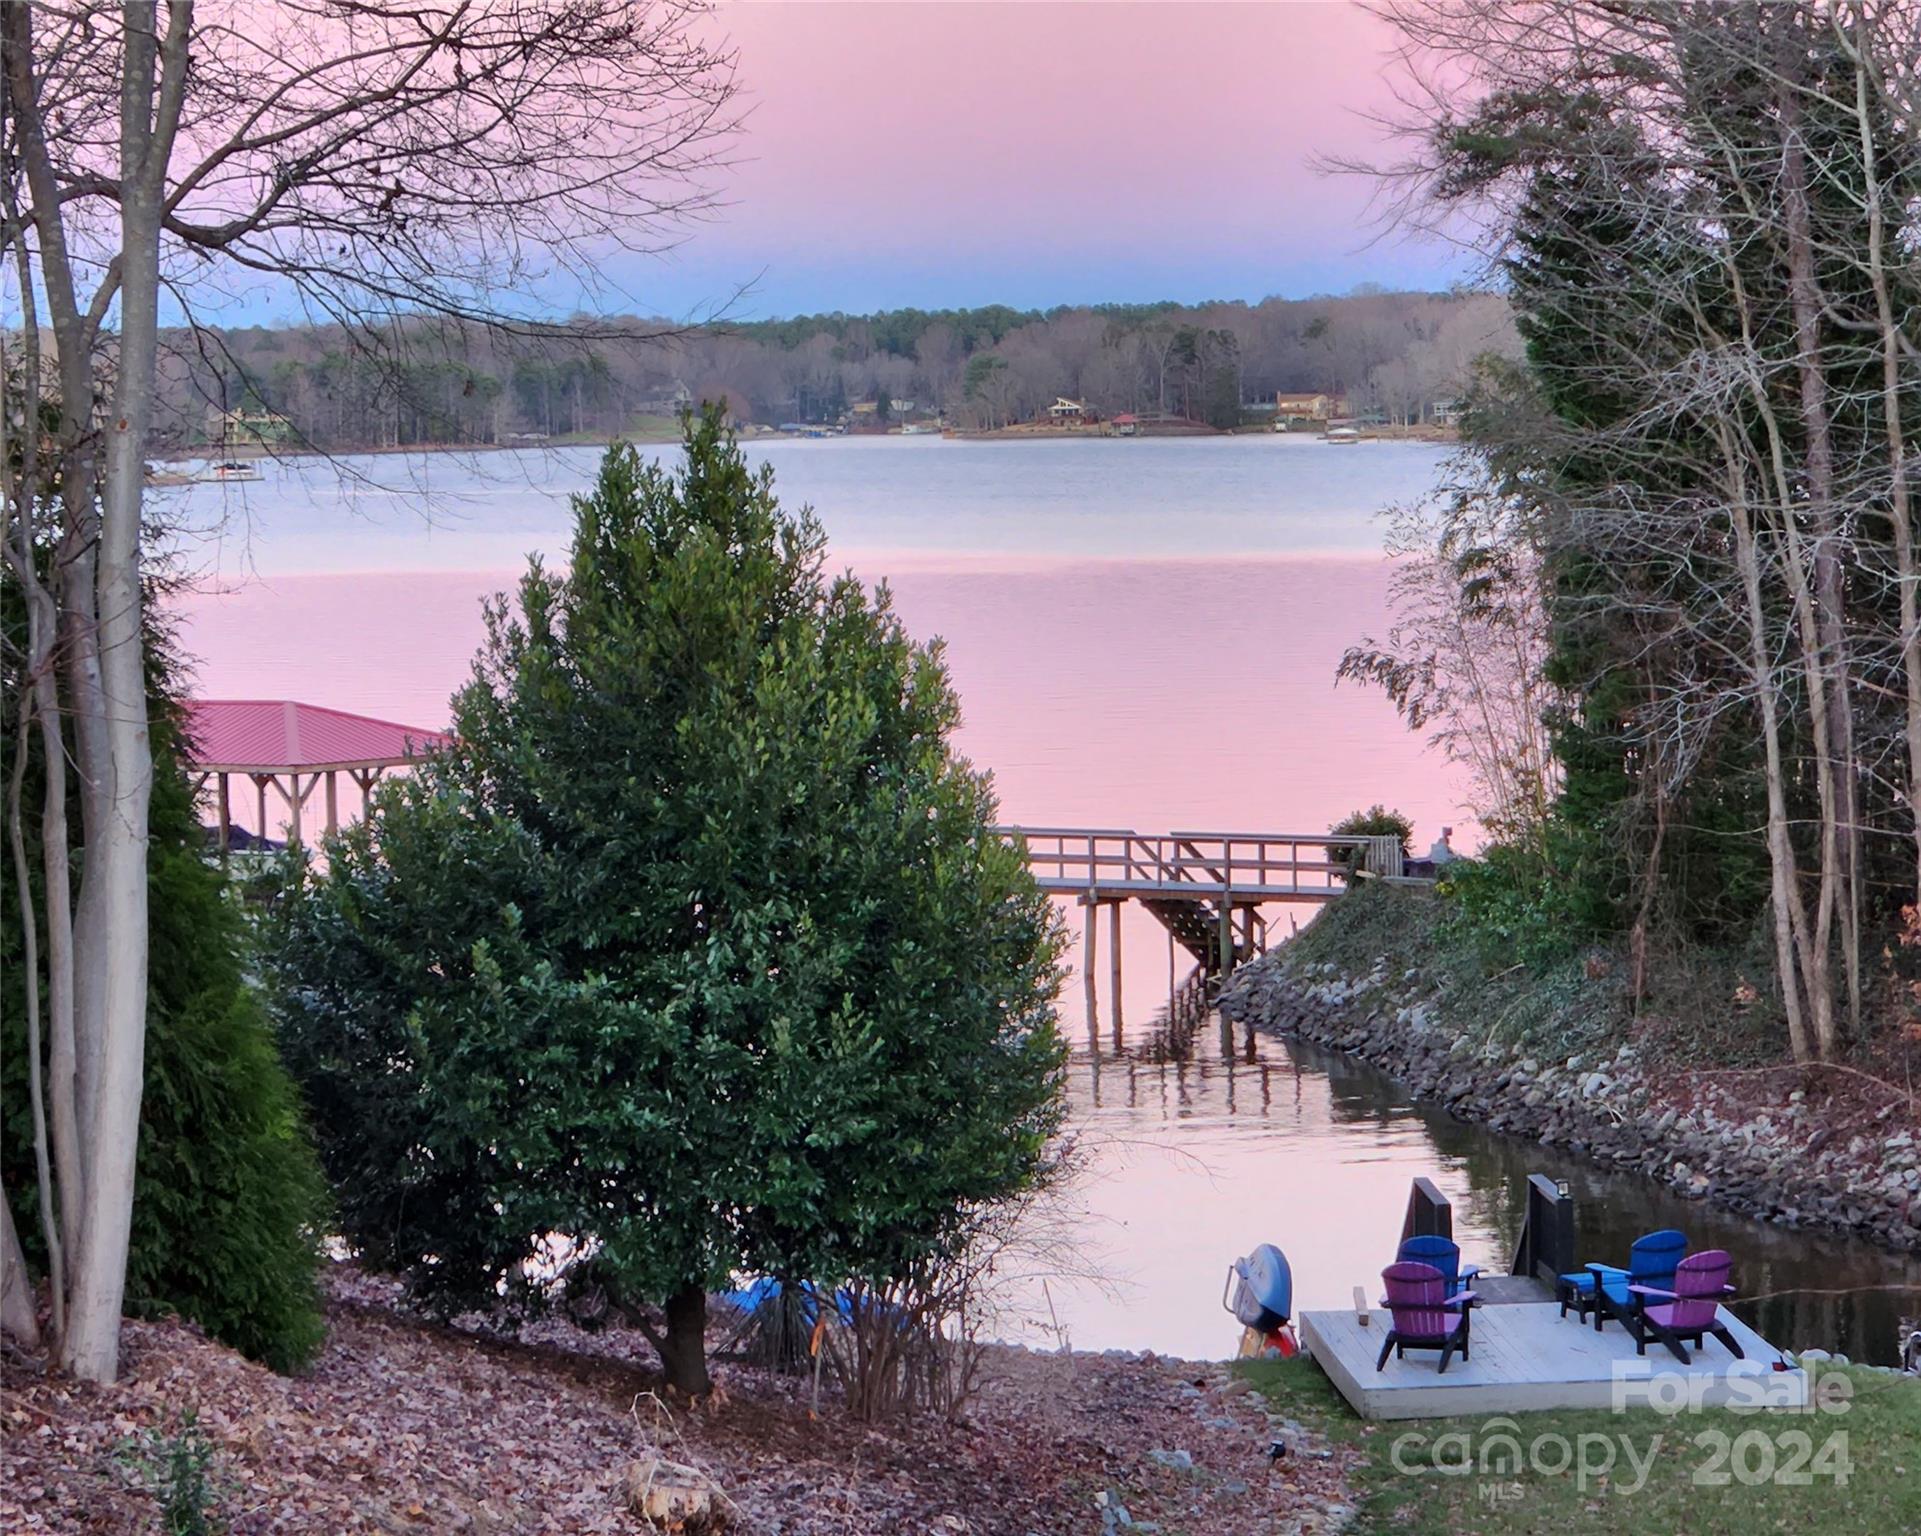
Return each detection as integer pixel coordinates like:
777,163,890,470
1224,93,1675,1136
269,411,1066,1395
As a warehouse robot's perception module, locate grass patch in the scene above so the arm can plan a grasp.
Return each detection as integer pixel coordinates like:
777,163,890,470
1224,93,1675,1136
621,414,684,440
1282,883,1445,978
1273,883,1626,1060
1236,1357,1921,1534
1276,874,1803,1070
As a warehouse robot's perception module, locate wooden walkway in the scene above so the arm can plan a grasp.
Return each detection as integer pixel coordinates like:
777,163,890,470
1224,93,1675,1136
1300,1301,1800,1420
996,827,1410,981
1000,827,1407,906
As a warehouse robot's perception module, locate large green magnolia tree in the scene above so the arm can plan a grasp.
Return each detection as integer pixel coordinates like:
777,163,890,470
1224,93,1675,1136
270,413,1066,1394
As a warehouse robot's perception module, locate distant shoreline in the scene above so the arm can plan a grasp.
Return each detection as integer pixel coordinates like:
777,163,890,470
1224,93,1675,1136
154,421,1457,464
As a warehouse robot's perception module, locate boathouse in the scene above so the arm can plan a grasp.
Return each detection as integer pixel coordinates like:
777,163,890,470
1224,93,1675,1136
183,698,448,852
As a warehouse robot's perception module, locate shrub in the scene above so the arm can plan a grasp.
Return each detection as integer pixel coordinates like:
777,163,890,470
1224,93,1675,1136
114,1413,223,1536
1329,805,1415,882
270,414,1065,1396
1435,841,1590,971
124,834,329,1372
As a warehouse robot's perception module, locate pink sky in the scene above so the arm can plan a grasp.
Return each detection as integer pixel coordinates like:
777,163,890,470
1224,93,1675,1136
617,1,1461,316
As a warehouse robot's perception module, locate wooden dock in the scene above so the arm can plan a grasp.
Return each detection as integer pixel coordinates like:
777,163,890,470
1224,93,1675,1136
1299,1301,1801,1420
996,827,1413,990
1303,1174,1804,1419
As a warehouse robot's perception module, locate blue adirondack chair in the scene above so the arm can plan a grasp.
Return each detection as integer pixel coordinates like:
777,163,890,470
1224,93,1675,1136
1557,1228,1688,1334
1397,1235,1480,1302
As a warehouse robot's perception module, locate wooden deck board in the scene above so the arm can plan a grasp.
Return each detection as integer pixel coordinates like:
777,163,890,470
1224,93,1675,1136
1470,1274,1553,1305
1299,1302,1804,1420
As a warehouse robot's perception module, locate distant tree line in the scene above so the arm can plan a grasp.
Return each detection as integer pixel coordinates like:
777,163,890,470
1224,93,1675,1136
155,289,1517,451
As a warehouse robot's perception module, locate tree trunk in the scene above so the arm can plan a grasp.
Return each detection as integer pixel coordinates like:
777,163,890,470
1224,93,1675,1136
5,6,100,1249
1845,13,1921,911
657,1284,712,1397
60,0,180,1385
1728,269,1840,1060
1628,783,1666,1010
0,1189,39,1348
1778,59,1858,1052
1,229,74,1341
1722,427,1815,1064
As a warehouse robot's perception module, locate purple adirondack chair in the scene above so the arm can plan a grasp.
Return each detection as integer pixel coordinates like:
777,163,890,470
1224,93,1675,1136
1630,1249,1743,1364
1377,1260,1478,1374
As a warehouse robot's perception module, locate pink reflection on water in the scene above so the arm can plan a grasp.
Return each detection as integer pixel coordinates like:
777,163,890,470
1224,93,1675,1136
172,554,1464,850
172,555,1473,1355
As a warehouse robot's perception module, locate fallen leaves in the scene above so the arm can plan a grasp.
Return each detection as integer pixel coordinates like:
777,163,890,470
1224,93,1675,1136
2,1266,1358,1535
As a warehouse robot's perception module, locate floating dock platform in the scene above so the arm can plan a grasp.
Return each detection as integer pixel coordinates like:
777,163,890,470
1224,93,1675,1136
1299,1301,1804,1420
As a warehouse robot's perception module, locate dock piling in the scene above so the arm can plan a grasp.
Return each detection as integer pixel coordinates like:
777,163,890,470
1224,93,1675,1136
1082,898,1098,1026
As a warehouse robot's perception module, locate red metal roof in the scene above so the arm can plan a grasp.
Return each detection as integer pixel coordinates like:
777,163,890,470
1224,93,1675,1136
182,699,449,772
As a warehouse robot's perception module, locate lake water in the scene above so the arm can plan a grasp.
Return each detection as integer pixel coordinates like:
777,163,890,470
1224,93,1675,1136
161,435,1920,1364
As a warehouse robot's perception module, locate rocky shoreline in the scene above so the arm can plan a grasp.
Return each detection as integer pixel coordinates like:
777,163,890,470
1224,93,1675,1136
1219,950,1921,1256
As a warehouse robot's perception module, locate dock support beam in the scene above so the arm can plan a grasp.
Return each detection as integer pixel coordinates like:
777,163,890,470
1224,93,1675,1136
1083,899,1098,1025
1217,899,1234,978
1108,901,1122,1032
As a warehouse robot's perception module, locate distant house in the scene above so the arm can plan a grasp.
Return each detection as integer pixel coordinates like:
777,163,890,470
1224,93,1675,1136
637,379,695,416
1430,399,1464,427
1047,397,1090,422
1273,392,1343,423
208,406,292,446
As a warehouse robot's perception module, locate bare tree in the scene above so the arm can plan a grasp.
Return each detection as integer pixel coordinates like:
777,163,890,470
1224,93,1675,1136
1339,458,1563,848
1,0,738,1379
1364,0,1921,1060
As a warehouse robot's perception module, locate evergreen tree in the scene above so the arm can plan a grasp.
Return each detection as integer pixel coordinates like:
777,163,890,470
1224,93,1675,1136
3,584,329,1372
270,412,1065,1394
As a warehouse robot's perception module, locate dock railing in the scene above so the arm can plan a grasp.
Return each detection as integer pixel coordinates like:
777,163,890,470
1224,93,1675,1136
995,827,1402,901
1510,1173,1576,1287
1400,1176,1455,1245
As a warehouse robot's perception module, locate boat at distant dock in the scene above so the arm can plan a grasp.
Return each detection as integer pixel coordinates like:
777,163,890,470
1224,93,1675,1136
198,460,264,482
